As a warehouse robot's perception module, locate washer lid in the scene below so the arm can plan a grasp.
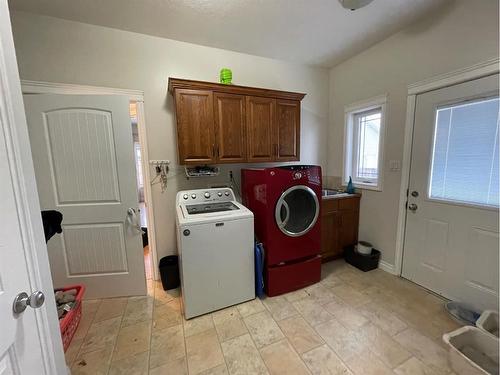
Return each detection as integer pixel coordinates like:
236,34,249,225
275,185,319,237
177,200,253,227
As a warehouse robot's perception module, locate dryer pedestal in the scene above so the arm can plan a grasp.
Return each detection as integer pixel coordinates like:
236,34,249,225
266,255,321,297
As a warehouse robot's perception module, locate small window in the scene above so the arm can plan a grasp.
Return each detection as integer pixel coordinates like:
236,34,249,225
344,96,386,191
429,96,499,207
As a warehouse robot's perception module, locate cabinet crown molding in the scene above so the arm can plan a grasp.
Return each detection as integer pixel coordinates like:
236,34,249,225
168,77,306,101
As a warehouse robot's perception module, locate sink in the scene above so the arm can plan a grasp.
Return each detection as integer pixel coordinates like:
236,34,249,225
322,189,349,198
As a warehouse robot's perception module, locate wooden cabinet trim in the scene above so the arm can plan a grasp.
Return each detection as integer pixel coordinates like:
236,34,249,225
169,77,306,101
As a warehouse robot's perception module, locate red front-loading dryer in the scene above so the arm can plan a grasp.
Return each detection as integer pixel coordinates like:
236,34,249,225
242,165,322,296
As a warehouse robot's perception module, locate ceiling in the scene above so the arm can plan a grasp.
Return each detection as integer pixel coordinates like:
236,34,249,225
9,0,448,67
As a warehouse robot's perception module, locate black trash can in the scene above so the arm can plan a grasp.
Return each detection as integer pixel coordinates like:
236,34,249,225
159,255,180,290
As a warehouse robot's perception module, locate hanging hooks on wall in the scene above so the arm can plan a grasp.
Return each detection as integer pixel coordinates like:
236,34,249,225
149,160,170,192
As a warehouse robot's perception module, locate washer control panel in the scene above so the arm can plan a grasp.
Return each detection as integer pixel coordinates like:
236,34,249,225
177,188,235,204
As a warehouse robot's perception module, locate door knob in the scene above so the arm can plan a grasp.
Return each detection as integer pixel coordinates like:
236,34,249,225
408,203,418,212
13,291,45,314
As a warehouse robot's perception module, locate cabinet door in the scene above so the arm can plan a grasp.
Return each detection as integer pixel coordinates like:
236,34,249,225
214,93,247,163
321,211,340,259
339,210,359,249
276,99,300,161
174,89,215,164
246,96,276,162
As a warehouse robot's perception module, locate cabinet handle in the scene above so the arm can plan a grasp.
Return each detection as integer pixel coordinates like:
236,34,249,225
212,144,216,158
217,145,220,158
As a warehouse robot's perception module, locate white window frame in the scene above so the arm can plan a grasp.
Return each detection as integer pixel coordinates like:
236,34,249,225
343,94,387,191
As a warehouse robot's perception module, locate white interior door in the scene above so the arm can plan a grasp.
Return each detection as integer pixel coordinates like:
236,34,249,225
24,94,146,299
0,106,64,375
1,1,66,372
402,74,499,310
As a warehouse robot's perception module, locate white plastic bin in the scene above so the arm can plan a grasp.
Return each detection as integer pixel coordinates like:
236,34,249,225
477,310,499,338
443,326,499,375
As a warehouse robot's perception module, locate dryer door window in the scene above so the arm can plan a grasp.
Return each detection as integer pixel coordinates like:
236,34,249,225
275,185,319,237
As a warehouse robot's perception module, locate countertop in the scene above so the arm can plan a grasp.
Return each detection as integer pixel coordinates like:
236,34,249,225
321,190,361,200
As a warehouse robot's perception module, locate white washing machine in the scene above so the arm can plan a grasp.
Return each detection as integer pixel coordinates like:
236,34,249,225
175,187,255,319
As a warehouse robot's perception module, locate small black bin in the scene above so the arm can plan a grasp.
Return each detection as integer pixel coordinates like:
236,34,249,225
159,255,180,290
344,246,380,272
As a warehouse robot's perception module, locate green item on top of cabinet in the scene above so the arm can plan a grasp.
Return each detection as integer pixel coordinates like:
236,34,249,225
346,176,355,194
220,68,232,84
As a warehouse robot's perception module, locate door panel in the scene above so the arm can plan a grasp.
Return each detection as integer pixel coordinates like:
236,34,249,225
276,99,300,161
321,211,340,258
24,94,146,299
246,96,275,162
463,228,499,301
175,89,215,164
402,74,499,310
63,223,128,275
339,210,358,249
214,93,247,163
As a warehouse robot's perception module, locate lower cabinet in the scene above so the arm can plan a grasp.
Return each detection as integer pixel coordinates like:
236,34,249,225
320,195,360,262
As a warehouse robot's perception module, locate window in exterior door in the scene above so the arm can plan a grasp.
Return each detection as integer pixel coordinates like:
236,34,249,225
429,96,499,207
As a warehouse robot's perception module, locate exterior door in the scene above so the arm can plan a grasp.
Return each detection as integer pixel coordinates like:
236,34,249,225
276,99,300,161
246,96,276,162
214,92,247,163
1,1,66,372
24,94,146,299
402,74,499,310
175,89,215,164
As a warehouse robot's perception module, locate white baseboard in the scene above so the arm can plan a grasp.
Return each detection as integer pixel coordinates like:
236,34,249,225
378,260,397,275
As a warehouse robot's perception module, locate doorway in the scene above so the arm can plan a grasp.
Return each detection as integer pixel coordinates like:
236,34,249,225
130,101,152,280
21,81,158,299
401,73,499,310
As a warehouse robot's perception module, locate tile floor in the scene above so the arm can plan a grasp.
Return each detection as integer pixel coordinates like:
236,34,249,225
66,260,461,374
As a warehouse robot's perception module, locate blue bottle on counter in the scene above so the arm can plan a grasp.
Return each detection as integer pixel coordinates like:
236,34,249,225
346,176,355,194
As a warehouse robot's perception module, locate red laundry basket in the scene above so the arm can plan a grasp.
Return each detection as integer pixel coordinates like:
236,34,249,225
56,284,85,351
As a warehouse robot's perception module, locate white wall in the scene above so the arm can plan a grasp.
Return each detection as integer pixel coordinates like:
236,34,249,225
327,0,499,267
10,11,330,262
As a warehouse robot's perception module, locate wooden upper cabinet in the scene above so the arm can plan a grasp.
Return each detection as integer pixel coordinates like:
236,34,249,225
276,99,300,161
174,89,216,164
214,93,247,163
168,78,305,165
246,96,276,162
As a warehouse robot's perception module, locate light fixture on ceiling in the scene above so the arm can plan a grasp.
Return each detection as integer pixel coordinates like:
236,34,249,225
338,0,374,11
